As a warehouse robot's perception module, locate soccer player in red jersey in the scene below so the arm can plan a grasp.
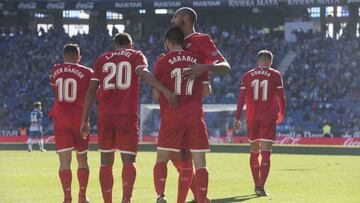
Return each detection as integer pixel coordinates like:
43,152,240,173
50,44,92,203
234,50,286,196
170,7,231,202
153,27,211,203
80,33,177,203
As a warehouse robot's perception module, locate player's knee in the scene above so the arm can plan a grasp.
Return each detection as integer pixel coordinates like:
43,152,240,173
121,153,136,164
156,150,172,163
101,152,115,166
192,152,206,169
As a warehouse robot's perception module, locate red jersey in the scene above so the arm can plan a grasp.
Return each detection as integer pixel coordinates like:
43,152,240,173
184,32,226,64
50,62,93,119
154,50,208,118
235,66,286,121
91,49,148,116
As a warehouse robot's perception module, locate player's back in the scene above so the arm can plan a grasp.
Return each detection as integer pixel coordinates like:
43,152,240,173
155,50,207,118
184,32,225,65
50,62,93,119
92,48,147,116
242,66,283,121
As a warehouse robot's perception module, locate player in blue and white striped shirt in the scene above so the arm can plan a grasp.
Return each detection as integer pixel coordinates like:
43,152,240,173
28,101,46,152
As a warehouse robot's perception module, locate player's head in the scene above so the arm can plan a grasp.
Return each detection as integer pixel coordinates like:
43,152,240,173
63,44,81,63
257,50,273,67
112,32,134,50
171,7,197,30
164,27,184,52
33,101,41,110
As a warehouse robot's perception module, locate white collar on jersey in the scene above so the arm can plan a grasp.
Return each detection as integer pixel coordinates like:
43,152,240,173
184,32,198,39
169,50,185,52
64,62,78,65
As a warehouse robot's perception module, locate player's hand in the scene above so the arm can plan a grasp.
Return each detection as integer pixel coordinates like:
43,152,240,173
157,53,166,60
276,113,284,124
183,64,209,80
163,89,178,108
233,119,241,132
80,121,90,138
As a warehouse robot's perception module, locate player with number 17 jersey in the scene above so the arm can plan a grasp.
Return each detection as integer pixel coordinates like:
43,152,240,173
155,50,210,152
91,48,148,153
50,62,93,153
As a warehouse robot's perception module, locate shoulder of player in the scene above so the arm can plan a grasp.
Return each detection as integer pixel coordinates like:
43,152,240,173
51,63,62,71
269,67,282,76
76,64,94,73
188,32,212,44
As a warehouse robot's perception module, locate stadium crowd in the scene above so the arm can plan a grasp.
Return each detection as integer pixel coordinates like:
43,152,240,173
0,24,359,134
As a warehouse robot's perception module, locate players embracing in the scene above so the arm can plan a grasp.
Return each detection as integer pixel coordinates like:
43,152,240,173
234,50,286,196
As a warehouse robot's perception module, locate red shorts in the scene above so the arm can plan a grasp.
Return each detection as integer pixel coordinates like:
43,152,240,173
246,119,276,143
158,116,209,152
98,114,138,155
54,118,89,154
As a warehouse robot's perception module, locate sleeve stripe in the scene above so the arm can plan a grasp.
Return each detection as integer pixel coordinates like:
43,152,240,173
202,81,210,84
277,86,283,89
240,87,246,89
91,78,100,81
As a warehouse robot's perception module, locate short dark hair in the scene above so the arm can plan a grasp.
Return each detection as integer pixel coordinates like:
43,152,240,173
63,44,80,56
33,101,41,108
113,32,132,46
178,7,197,24
165,27,184,46
257,50,273,61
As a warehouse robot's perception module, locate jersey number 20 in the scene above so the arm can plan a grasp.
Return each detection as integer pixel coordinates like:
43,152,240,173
103,62,131,90
56,78,77,102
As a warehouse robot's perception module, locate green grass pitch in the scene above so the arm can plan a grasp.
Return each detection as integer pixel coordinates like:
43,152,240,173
0,150,359,203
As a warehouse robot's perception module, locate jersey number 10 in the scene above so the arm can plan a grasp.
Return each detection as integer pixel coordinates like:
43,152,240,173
251,79,268,101
56,78,77,102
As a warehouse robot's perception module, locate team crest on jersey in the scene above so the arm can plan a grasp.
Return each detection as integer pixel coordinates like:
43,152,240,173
185,43,192,49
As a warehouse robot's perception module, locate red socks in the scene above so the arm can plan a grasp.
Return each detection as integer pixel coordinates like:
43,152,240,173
154,162,167,196
122,163,137,201
250,151,260,187
177,161,193,203
172,159,197,201
77,168,89,199
100,165,113,203
195,168,209,203
259,151,271,187
59,169,72,201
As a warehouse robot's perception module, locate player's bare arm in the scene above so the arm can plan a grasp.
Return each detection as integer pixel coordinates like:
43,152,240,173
183,61,231,80
202,83,212,97
80,80,98,137
152,88,160,102
136,67,178,108
234,85,246,131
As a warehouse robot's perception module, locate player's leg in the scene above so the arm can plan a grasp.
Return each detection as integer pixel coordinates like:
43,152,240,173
257,141,273,196
120,153,137,203
191,152,209,203
76,152,90,203
98,115,116,203
257,120,276,196
100,151,115,203
37,130,46,151
188,117,210,203
249,141,260,189
27,131,34,152
74,125,90,203
154,149,173,203
115,115,139,203
58,150,73,203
